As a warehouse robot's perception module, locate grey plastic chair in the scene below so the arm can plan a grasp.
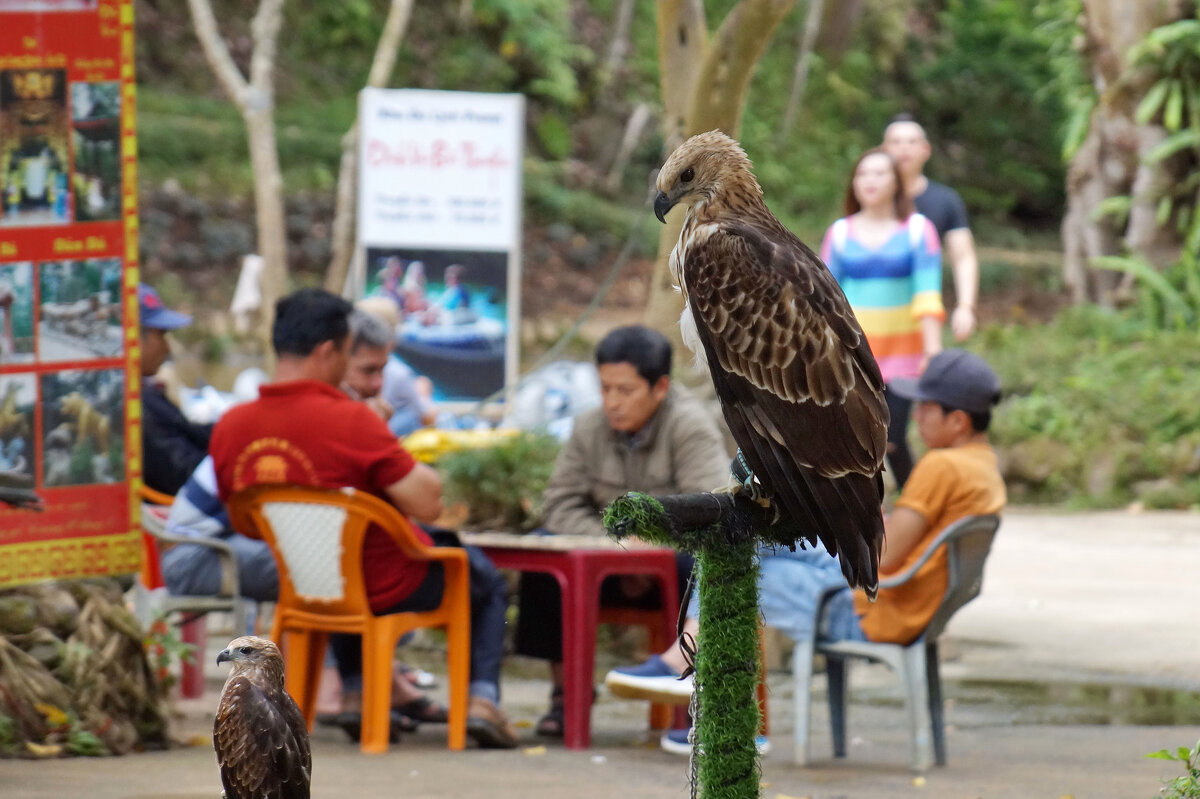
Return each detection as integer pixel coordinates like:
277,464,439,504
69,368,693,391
132,500,247,637
792,514,1001,772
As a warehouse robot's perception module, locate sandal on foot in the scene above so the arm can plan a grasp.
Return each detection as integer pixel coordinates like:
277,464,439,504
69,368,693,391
466,696,519,749
395,695,449,724
323,710,418,743
535,687,565,738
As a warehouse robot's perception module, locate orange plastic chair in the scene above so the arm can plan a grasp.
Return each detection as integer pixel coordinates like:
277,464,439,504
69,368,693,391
138,484,174,590
226,483,470,754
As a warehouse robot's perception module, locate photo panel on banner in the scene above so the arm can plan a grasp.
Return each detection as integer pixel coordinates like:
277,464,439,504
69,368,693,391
357,89,524,405
0,0,141,588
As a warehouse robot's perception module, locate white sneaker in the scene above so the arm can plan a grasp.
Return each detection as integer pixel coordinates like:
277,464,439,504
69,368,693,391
660,727,770,756
604,655,694,703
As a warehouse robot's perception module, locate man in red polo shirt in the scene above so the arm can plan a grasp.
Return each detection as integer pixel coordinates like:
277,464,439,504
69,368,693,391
210,288,517,749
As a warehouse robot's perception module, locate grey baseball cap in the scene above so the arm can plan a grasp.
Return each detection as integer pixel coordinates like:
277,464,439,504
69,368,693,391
889,349,1001,413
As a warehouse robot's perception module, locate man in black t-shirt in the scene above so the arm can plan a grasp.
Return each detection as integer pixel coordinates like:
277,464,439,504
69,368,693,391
883,117,979,341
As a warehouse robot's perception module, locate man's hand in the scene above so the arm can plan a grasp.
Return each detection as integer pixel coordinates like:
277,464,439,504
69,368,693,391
365,395,393,422
951,305,976,341
945,228,978,341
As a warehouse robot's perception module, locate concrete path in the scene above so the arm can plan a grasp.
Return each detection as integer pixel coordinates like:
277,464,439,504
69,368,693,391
2,509,1198,798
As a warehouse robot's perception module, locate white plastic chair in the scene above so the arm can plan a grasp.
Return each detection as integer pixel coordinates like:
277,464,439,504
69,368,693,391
792,514,1001,771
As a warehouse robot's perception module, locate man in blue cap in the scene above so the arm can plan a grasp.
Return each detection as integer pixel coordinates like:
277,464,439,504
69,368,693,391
140,283,212,496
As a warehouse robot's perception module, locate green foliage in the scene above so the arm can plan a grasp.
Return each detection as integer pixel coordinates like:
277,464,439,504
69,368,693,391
1079,14,1200,331
1126,14,1200,231
534,112,572,160
524,159,656,248
143,616,196,699
64,723,107,757
134,0,1074,237
0,713,18,756
888,0,1070,221
472,0,590,109
437,432,560,531
973,307,1200,508
1148,739,1200,798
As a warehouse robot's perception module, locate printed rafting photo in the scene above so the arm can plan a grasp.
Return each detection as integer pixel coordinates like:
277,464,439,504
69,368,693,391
37,257,123,361
39,367,123,487
365,247,509,402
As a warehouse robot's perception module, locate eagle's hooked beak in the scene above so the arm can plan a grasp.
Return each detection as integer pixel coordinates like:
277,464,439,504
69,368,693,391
216,648,232,666
653,191,675,224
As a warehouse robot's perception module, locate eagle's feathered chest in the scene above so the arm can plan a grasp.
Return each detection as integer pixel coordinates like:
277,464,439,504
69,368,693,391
671,216,719,360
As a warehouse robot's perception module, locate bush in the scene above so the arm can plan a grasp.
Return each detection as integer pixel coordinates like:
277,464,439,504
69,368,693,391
972,306,1200,508
438,431,561,531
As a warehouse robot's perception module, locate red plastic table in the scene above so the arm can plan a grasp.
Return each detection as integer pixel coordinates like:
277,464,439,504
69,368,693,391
462,532,681,749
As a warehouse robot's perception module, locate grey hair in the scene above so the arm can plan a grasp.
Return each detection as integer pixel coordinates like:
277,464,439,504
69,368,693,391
348,309,394,352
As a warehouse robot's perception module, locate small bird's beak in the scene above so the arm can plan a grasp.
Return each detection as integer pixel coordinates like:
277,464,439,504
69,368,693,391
654,191,675,224
216,648,231,666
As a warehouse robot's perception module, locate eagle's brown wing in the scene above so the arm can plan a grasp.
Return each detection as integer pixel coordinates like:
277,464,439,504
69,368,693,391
681,217,888,593
214,676,311,799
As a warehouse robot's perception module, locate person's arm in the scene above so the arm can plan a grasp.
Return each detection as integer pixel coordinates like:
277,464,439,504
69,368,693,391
540,423,606,536
383,461,443,523
883,451,952,573
945,228,979,341
142,388,212,496
911,217,945,368
880,506,930,573
819,224,843,283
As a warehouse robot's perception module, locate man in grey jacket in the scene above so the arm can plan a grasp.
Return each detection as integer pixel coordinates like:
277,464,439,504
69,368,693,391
516,325,730,737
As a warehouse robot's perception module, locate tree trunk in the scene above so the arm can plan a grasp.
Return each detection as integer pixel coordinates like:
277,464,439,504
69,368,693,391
1061,0,1188,304
186,0,285,360
603,102,653,195
602,0,636,85
645,0,799,341
779,0,825,141
655,0,709,155
324,0,415,295
245,107,287,333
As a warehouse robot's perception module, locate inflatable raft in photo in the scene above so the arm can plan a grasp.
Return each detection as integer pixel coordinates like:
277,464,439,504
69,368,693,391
394,315,505,399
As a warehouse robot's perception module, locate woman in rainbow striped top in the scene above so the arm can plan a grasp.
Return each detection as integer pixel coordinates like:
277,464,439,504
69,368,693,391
820,147,944,488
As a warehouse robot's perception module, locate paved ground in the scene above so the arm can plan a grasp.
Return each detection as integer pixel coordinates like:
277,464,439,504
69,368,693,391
3,508,1199,798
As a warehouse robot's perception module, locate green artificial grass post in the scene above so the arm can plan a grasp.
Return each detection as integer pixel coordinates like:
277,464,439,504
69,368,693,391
605,491,784,799
694,540,761,799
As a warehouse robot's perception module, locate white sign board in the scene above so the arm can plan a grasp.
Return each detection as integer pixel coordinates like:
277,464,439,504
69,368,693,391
358,89,523,250
356,89,524,405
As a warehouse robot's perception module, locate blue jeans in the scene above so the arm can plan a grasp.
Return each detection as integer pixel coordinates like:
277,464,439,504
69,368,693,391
686,540,866,644
161,535,280,603
333,537,508,704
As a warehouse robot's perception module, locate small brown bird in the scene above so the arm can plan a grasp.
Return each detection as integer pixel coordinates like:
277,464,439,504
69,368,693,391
214,636,311,799
653,130,889,595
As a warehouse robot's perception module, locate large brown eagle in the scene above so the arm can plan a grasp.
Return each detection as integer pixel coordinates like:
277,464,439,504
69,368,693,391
653,130,888,594
215,636,311,799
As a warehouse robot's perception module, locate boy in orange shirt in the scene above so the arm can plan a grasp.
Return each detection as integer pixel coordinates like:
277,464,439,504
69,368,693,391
849,347,1007,643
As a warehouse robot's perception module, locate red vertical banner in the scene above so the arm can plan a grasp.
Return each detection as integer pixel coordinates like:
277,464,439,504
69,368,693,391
0,0,141,587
